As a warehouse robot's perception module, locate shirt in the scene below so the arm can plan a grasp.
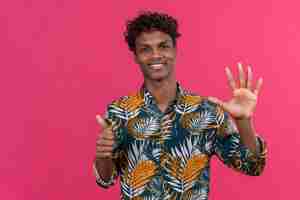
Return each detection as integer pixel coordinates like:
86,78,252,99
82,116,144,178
93,83,267,200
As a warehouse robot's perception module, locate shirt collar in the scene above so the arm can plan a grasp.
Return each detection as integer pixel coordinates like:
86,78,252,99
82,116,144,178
140,82,186,106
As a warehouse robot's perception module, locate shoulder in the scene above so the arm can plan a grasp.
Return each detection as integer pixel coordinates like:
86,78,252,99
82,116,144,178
106,91,144,120
109,91,144,109
181,90,227,118
178,90,217,110
177,89,203,106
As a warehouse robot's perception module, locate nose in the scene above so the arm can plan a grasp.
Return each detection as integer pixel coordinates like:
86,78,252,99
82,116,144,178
151,48,163,59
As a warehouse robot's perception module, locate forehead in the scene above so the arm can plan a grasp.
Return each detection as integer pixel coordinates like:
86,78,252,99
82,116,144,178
135,31,172,46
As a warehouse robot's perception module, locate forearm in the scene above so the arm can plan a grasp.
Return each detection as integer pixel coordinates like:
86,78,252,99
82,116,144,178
235,118,258,154
94,158,115,181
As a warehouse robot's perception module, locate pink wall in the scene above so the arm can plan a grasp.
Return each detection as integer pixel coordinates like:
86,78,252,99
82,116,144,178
1,0,299,199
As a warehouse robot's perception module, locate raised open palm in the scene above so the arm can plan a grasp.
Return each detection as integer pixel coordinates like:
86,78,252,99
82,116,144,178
209,63,263,120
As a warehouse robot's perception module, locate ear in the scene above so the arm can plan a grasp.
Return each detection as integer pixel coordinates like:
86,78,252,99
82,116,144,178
174,47,177,54
133,53,139,64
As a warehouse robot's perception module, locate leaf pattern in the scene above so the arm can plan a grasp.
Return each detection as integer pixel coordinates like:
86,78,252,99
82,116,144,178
127,117,161,140
96,84,267,200
180,111,218,135
110,93,144,120
174,95,202,115
163,137,209,193
121,140,158,198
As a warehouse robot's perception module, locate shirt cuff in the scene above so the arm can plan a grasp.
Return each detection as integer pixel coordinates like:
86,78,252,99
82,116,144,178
93,160,117,188
246,135,267,161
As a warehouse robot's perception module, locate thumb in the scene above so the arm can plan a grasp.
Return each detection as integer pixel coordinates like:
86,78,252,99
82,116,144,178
208,96,225,108
208,96,232,113
96,114,109,129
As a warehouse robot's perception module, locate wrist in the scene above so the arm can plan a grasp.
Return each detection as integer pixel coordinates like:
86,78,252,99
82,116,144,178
234,117,252,122
234,117,254,130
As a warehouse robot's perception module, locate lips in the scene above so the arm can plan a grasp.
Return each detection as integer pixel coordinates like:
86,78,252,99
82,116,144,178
148,62,166,70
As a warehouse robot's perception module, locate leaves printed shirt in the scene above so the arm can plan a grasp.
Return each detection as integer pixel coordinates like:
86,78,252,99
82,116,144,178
93,84,267,200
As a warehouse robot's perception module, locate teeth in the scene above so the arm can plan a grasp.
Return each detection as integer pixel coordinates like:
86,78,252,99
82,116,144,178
150,64,164,70
151,64,163,67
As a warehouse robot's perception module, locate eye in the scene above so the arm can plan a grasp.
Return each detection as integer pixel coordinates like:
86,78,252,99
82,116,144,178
139,47,151,53
160,43,171,49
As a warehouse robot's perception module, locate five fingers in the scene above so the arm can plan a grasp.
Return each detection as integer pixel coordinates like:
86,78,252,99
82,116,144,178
225,62,263,96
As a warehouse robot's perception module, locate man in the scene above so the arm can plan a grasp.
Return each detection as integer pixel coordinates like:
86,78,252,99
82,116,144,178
93,11,267,200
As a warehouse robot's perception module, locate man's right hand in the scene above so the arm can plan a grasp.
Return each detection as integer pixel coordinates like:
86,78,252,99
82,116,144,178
95,114,116,159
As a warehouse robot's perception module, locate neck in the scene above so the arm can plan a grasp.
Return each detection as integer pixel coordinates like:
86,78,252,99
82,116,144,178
144,78,177,106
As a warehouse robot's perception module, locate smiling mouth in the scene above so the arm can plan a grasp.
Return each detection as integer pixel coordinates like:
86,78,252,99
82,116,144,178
148,63,166,70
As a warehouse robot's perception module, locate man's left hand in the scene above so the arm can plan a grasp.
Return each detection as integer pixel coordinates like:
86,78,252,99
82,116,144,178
208,62,263,120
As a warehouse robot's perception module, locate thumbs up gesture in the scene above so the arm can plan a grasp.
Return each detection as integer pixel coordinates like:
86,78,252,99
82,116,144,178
95,114,116,159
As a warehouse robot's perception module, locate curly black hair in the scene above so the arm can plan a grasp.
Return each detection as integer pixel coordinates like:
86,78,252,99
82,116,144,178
124,11,181,53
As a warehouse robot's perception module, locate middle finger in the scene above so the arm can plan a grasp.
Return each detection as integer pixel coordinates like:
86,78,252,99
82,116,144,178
238,63,246,88
247,65,253,90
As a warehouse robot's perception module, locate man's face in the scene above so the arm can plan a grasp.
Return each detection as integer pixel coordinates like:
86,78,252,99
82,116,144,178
134,31,177,82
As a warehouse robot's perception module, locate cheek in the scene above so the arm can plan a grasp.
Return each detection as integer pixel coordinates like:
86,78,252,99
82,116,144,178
167,53,176,64
166,49,176,59
135,55,148,65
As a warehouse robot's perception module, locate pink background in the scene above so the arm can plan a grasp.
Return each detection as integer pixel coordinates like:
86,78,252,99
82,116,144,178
1,0,299,199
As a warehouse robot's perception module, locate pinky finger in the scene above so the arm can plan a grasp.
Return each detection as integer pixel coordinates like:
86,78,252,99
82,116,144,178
254,77,263,96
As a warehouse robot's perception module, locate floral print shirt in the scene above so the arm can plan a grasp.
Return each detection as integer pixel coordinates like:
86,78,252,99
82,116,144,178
93,84,267,200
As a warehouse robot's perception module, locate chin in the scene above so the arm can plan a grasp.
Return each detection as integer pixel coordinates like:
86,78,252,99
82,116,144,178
144,70,172,82
149,75,170,82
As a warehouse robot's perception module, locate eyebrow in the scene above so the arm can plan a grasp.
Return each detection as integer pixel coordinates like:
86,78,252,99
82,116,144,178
137,39,173,47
